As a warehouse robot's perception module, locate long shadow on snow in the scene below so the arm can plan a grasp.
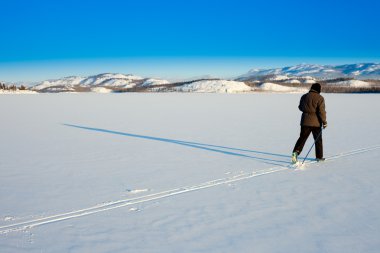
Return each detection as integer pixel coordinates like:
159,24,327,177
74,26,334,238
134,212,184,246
63,124,310,166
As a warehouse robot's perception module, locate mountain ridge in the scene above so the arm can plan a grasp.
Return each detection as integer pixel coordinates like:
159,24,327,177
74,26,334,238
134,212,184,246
237,63,380,81
32,73,169,92
3,63,380,93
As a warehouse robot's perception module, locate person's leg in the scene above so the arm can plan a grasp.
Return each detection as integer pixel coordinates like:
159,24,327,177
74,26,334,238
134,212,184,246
312,127,323,159
293,126,312,155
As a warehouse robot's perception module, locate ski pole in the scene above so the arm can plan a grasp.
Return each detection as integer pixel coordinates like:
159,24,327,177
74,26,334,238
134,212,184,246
301,128,323,165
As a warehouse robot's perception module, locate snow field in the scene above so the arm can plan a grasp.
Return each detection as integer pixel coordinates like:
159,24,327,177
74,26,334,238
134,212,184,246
0,93,380,253
258,82,307,92
173,80,252,93
334,80,371,87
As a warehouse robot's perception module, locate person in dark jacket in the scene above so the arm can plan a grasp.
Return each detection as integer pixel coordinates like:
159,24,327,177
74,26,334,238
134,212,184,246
292,83,327,163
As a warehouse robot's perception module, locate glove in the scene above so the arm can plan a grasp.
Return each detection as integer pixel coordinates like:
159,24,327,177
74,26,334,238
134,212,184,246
323,123,327,129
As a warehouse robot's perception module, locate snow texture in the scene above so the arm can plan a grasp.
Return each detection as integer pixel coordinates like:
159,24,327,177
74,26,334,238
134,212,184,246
141,78,170,87
173,80,251,93
334,80,371,87
90,87,113,93
258,82,307,92
267,75,289,81
0,93,380,253
288,79,301,84
0,90,37,94
303,79,316,84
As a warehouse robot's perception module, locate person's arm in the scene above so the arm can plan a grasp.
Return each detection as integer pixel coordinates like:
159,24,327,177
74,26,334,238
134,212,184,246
298,95,305,111
318,97,327,128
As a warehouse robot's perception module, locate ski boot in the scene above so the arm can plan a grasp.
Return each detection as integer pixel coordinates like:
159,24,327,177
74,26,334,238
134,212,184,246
291,152,299,164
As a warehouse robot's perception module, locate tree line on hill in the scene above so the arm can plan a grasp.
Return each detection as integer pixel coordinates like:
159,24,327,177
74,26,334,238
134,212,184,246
0,82,27,91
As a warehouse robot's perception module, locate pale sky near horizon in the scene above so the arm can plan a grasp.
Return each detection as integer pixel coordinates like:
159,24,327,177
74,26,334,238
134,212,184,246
2,57,380,83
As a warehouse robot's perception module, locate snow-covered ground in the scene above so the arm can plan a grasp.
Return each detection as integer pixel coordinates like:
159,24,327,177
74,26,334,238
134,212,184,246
257,83,307,93
141,78,170,87
0,90,38,94
334,80,371,87
173,80,252,93
1,93,380,253
90,87,113,93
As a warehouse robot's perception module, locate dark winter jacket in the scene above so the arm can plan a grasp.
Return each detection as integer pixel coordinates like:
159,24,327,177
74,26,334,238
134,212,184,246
298,90,327,127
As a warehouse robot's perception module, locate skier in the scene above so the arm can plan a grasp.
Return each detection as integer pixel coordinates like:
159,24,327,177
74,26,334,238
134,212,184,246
292,83,327,163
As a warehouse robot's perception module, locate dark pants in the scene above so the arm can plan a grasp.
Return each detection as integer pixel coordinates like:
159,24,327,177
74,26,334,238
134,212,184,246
293,126,323,159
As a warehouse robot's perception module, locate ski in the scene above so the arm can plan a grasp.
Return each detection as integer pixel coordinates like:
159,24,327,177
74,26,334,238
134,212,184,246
291,145,380,169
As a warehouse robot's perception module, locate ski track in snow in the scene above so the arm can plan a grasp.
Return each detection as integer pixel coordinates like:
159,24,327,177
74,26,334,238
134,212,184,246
1,145,379,234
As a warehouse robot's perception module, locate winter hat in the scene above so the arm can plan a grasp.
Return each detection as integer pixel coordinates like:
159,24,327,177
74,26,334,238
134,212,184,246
310,83,321,93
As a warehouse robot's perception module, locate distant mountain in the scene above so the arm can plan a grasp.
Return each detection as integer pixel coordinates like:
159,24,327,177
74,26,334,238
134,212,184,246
32,73,169,92
31,74,252,93
11,63,380,94
237,63,380,81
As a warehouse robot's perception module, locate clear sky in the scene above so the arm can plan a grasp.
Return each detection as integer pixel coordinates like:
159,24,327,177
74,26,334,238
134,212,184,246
1,0,379,82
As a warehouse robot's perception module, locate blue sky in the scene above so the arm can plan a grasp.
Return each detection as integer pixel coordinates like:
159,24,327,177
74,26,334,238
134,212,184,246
1,0,379,81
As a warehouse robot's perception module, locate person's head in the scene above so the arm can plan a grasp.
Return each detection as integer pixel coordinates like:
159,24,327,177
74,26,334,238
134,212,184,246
310,83,321,93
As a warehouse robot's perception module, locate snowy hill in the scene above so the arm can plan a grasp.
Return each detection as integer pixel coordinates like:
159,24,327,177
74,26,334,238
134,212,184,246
32,73,169,92
238,63,380,81
31,76,251,93
8,63,380,94
333,80,371,87
172,79,252,93
257,82,308,92
141,78,170,87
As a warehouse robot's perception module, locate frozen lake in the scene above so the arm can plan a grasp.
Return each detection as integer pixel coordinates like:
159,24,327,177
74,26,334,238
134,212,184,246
1,93,380,252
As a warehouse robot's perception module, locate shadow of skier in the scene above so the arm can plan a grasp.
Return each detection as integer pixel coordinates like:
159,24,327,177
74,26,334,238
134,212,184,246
63,123,311,166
